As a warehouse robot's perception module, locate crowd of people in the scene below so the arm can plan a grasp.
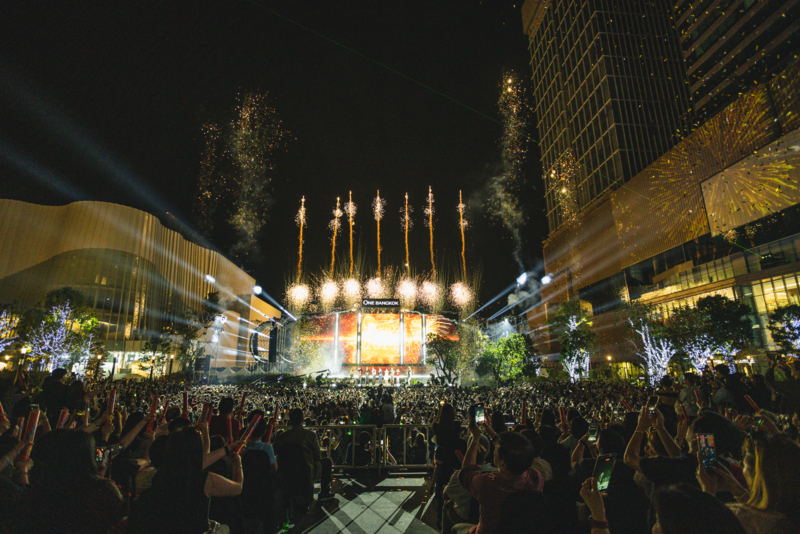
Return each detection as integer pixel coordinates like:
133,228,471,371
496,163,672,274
0,356,798,534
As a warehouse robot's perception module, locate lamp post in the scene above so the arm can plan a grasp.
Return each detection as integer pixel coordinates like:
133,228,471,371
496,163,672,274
169,354,175,379
149,356,155,382
110,355,117,380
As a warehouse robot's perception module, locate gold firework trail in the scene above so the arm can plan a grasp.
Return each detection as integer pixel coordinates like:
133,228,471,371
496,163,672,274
373,191,385,276
425,186,435,274
295,196,306,282
404,193,411,276
458,190,467,279
345,191,356,276
329,197,343,278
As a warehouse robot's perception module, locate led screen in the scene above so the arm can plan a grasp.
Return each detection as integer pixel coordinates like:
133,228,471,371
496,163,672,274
360,313,401,365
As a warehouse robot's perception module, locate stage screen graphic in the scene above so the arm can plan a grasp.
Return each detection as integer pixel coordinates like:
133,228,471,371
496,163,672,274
360,313,401,365
404,314,423,364
295,312,459,367
339,313,358,364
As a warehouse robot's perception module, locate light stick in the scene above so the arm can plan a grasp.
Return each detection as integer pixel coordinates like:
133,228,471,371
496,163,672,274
146,394,159,432
55,408,69,429
234,415,263,455
18,409,41,461
158,399,171,425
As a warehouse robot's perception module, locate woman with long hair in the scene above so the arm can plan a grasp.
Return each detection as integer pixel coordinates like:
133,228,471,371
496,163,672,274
22,429,125,533
650,484,747,534
432,402,461,529
128,426,243,534
700,432,800,533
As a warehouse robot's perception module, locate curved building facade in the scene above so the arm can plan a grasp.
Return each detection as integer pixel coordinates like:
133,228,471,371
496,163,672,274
0,200,278,373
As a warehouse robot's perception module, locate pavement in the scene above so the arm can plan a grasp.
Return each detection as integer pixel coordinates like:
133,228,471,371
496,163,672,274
287,471,440,534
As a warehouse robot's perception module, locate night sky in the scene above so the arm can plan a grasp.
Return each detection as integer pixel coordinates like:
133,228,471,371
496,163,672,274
0,0,545,316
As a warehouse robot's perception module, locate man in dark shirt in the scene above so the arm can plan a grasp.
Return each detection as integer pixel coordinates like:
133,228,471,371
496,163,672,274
42,368,69,420
274,408,321,514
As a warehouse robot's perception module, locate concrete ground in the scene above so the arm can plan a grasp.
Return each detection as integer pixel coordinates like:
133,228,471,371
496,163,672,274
287,470,440,534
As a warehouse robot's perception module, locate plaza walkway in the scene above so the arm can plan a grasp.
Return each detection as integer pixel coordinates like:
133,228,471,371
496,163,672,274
289,471,440,534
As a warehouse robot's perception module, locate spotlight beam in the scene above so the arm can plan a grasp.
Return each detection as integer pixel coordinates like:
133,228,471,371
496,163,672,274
464,281,517,320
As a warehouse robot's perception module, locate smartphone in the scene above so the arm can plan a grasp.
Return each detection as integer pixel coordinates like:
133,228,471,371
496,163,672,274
648,396,658,416
96,447,105,463
475,405,485,425
588,425,598,443
592,453,616,491
697,433,717,470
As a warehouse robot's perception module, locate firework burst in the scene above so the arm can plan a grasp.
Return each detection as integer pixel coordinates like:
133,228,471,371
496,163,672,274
365,276,388,299
449,282,474,314
342,278,361,308
329,197,343,277
345,191,357,276
287,283,311,312
419,280,441,310
373,191,385,275
397,277,417,309
318,280,339,311
425,186,435,273
295,197,306,282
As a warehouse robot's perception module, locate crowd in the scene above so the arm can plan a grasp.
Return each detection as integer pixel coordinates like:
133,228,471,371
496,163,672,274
0,356,798,534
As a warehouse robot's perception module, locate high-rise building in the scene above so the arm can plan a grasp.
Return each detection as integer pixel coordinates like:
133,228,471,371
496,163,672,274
674,0,800,122
522,0,689,234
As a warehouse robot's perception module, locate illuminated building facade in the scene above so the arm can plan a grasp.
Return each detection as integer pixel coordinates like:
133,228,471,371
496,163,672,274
0,200,279,374
522,0,689,233
675,0,800,121
526,61,800,363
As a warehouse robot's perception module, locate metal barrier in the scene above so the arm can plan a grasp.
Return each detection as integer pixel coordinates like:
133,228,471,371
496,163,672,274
305,425,380,471
300,424,435,473
381,424,433,470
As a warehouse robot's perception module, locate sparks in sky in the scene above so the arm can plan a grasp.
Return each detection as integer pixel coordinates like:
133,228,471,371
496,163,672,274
397,277,417,309
329,197,343,277
373,191,385,275
295,196,306,282
425,186,435,273
458,190,468,279
344,191,357,276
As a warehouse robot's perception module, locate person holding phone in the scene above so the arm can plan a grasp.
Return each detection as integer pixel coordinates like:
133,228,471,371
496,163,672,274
454,412,543,534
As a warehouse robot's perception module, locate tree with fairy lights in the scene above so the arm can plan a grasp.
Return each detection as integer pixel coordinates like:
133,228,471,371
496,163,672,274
767,304,800,357
667,295,752,373
552,301,596,382
625,300,674,385
27,301,97,370
0,310,18,355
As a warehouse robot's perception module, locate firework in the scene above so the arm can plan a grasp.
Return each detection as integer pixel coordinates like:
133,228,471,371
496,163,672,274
329,197,343,277
401,193,413,276
419,280,441,309
295,197,306,282
318,280,339,311
373,191,385,275
287,283,311,312
449,282,474,313
365,277,388,299
397,278,417,309
342,278,361,308
425,186,435,273
344,191,357,276
458,190,468,279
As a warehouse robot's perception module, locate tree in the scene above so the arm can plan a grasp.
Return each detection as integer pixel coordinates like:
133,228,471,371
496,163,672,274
27,301,98,370
475,333,538,386
667,295,752,372
426,333,460,384
0,310,17,354
141,332,172,381
288,317,326,374
551,300,597,381
767,304,800,357
625,300,674,385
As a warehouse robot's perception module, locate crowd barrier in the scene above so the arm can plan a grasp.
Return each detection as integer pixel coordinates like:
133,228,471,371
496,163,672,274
303,424,435,474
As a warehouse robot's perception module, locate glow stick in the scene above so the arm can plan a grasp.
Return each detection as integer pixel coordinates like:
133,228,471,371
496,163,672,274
56,408,70,429
264,403,280,443
238,393,247,415
158,399,171,425
621,400,633,412
17,410,41,461
199,402,212,424
107,389,117,415
233,415,262,455
145,394,158,432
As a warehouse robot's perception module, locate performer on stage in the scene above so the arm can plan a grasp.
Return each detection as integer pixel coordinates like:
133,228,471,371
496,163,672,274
371,367,376,386
395,367,400,386
406,366,412,385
